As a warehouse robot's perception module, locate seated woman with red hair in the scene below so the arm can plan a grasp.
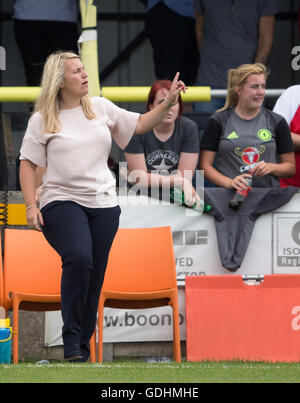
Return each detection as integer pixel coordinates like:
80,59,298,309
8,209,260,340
125,79,200,206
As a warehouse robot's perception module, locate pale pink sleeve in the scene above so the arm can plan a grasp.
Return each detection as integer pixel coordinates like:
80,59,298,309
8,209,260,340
99,97,140,149
19,113,47,167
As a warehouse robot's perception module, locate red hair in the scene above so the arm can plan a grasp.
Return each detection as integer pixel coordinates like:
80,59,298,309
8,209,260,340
146,80,183,119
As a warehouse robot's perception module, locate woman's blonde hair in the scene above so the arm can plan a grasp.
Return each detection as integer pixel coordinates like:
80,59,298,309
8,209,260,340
218,63,270,112
34,51,96,133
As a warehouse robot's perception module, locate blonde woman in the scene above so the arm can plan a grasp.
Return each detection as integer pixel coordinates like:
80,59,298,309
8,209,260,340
19,51,186,362
200,63,295,189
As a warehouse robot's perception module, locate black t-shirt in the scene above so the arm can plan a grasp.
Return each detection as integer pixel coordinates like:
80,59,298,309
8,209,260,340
200,108,294,187
125,116,199,174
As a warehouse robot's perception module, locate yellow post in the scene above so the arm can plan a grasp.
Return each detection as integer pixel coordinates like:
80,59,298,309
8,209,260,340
0,87,40,102
79,0,101,97
101,86,211,103
0,87,211,103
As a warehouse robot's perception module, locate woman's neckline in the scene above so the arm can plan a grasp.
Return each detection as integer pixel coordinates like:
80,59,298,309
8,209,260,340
233,107,262,121
60,105,82,113
153,121,177,143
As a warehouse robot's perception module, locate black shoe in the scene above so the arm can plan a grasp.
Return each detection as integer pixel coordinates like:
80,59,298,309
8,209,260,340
65,355,84,363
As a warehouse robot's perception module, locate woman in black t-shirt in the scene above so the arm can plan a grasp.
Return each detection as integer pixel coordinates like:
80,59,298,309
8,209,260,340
200,63,295,189
125,79,200,206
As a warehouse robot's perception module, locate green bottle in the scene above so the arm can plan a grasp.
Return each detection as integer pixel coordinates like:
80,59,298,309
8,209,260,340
170,188,211,212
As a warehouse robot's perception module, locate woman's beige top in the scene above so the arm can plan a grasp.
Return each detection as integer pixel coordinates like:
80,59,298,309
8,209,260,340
20,97,140,209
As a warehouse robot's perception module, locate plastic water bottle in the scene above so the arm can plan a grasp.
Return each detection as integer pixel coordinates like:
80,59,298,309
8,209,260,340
229,175,253,211
170,188,211,213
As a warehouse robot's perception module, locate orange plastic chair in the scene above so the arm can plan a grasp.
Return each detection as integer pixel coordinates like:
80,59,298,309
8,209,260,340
90,226,181,363
3,228,61,363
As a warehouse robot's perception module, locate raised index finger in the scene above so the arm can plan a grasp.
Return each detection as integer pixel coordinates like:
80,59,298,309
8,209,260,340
172,72,180,84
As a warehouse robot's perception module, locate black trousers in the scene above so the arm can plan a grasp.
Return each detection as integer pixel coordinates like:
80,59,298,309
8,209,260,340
145,3,199,86
41,201,121,360
14,19,78,86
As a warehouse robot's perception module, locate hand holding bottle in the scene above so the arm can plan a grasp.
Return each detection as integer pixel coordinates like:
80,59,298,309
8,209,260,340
180,177,202,208
229,173,252,191
229,167,256,211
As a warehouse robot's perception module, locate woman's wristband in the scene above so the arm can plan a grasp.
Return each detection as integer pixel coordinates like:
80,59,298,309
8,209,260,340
25,204,37,211
164,98,176,108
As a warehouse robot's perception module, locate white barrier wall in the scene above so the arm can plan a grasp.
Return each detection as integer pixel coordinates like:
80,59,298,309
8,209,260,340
45,192,300,346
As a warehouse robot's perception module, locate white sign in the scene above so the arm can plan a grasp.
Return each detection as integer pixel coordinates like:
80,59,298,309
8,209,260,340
273,213,300,273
